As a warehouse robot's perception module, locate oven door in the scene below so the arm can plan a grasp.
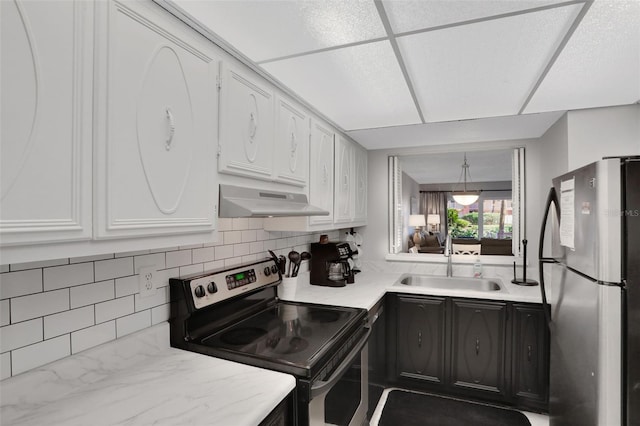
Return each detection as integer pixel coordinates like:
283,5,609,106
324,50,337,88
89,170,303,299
308,330,370,426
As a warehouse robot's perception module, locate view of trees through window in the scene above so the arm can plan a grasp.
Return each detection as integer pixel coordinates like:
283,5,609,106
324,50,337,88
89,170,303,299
447,197,513,239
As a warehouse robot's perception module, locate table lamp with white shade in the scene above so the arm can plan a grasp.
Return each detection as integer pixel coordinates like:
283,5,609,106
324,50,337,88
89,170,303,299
427,214,440,232
409,214,426,246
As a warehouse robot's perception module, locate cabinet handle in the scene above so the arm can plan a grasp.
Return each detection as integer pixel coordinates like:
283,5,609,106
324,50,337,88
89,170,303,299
527,345,532,362
165,107,175,151
418,331,422,348
476,338,480,355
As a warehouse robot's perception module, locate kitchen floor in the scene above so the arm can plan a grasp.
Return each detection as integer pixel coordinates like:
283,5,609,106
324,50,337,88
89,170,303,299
369,388,549,426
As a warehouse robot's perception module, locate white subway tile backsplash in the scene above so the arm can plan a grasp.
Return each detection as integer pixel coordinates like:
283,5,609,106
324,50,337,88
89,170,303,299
0,300,9,326
151,304,170,325
11,290,69,323
249,241,264,254
214,245,234,260
223,231,242,245
70,280,114,309
179,264,203,277
11,335,70,375
116,311,151,338
232,218,249,230
166,250,191,268
233,243,250,257
192,247,215,264
10,258,68,272
1,220,323,379
115,275,138,298
241,230,257,243
217,218,233,231
43,263,93,291
135,287,169,312
95,296,134,324
44,306,94,339
0,318,42,352
1,352,10,379
94,258,133,282
71,321,116,354
0,269,43,299
248,218,264,229
134,253,166,272
69,254,113,264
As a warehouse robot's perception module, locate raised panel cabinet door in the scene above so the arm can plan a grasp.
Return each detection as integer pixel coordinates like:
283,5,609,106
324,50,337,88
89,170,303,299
513,304,548,408
309,119,334,226
218,62,274,181
1,0,93,245
94,0,218,238
451,299,507,396
333,135,353,223
273,95,309,187
396,296,446,384
353,144,367,223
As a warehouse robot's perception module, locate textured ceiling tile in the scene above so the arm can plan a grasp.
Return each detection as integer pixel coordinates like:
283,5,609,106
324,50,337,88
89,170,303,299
397,4,582,122
171,0,386,62
262,41,421,130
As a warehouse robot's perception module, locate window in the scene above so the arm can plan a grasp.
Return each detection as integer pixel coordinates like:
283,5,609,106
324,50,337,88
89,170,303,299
447,195,512,239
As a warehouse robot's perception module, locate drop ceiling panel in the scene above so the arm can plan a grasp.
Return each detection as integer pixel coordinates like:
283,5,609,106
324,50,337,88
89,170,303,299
524,1,640,114
382,0,568,33
397,4,582,123
347,111,565,150
262,41,421,130
171,0,386,62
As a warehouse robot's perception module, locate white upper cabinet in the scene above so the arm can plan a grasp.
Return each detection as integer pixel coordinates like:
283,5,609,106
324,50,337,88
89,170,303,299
334,135,354,224
94,0,218,238
353,143,368,224
273,95,309,187
0,0,93,245
309,119,335,226
218,62,275,181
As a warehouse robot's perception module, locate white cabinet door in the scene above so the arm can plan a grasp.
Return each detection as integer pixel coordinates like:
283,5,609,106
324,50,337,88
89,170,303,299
334,135,353,224
94,0,217,238
309,119,334,226
353,143,367,223
273,95,309,187
1,0,93,245
218,63,274,181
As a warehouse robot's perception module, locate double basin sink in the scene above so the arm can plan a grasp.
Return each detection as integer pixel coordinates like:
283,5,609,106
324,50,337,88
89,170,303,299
395,274,503,292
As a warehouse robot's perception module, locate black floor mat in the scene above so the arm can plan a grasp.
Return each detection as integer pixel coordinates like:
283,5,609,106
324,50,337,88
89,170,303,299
378,390,532,426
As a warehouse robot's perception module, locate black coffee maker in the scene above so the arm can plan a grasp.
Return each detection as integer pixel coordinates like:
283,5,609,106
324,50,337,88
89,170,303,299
310,242,355,287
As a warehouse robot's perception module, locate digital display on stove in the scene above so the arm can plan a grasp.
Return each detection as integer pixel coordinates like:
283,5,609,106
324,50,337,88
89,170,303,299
225,269,256,290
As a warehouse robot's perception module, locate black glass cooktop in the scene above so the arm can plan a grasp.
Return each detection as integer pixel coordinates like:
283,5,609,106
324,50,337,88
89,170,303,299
198,302,363,370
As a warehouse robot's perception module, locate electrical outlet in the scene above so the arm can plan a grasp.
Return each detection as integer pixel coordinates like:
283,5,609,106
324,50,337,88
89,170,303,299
138,266,157,298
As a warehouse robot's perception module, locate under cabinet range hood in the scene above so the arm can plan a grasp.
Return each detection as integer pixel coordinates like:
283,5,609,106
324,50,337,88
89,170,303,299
218,184,330,218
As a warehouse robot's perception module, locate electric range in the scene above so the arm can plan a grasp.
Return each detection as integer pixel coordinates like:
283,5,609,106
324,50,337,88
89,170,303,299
169,258,370,426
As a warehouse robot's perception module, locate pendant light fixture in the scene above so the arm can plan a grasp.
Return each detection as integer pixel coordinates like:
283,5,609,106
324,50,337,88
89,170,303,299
452,153,480,206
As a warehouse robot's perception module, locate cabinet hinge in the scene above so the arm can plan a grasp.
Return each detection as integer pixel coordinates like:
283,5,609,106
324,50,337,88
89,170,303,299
216,75,222,91
217,145,222,158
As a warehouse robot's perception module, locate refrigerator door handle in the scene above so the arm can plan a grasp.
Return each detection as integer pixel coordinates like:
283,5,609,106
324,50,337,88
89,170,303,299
538,186,561,328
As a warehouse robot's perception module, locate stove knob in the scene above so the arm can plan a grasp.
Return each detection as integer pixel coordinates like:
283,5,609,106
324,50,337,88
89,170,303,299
271,265,278,274
194,285,206,298
207,282,217,294
264,267,271,276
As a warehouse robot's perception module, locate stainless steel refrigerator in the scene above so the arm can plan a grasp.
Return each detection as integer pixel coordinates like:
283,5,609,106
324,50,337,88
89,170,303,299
538,156,639,426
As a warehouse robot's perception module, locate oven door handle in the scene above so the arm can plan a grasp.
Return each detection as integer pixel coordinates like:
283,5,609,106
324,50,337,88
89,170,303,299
310,327,371,398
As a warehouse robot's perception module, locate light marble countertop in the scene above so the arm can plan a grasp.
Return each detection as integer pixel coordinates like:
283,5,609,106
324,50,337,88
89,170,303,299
0,323,295,426
277,269,543,310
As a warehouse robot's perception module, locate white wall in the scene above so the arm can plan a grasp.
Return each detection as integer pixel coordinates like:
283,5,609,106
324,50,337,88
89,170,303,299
567,104,640,170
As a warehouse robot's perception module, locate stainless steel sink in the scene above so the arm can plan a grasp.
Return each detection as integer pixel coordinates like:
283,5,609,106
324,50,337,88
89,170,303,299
396,275,502,291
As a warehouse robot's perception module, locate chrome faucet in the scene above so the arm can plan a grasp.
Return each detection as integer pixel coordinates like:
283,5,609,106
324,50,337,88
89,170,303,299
444,233,453,277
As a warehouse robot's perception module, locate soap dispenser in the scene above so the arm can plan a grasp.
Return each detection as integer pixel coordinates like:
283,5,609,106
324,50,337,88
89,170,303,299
473,256,483,278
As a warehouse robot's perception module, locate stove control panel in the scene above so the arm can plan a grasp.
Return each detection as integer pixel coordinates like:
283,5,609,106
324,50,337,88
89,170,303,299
186,259,280,310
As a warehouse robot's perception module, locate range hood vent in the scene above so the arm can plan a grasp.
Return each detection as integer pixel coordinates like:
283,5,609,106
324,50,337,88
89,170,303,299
219,185,330,218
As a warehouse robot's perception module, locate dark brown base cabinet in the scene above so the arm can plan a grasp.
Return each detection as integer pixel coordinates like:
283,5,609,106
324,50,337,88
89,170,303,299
387,294,549,413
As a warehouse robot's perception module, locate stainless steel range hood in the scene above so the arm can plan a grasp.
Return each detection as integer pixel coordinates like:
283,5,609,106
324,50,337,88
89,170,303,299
219,185,330,218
